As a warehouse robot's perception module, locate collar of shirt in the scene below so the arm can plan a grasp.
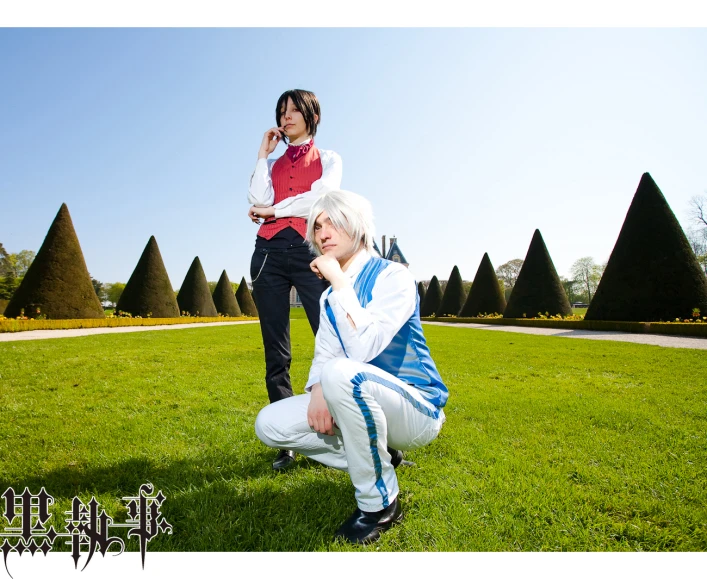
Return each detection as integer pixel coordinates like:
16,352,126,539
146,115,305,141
288,137,312,147
340,250,374,282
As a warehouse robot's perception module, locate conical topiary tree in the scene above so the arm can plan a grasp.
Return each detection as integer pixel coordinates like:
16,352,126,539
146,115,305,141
504,230,572,318
460,253,506,316
212,270,241,317
417,281,426,305
177,257,218,317
436,265,467,317
236,276,258,317
5,204,104,319
586,172,707,321
420,275,443,317
116,236,179,318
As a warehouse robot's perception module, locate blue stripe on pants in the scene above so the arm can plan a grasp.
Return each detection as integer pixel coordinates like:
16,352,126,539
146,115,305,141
348,370,440,509
351,381,389,508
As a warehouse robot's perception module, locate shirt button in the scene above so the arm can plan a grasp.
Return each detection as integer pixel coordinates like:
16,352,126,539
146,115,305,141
290,175,293,179
291,165,295,169
289,187,293,191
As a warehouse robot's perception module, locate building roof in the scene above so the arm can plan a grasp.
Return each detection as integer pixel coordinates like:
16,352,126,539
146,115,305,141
385,239,408,265
372,239,384,258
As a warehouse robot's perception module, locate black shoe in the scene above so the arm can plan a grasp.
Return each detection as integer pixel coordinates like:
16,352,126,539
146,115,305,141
272,449,295,470
334,498,403,544
387,446,415,469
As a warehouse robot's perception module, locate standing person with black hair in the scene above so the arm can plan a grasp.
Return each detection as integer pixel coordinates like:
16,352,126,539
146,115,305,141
248,89,343,470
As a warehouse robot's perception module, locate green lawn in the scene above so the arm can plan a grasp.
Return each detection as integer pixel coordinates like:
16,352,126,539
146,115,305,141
289,306,309,319
0,322,705,551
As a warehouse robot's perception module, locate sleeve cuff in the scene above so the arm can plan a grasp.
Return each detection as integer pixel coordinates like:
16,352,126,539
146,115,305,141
304,377,319,393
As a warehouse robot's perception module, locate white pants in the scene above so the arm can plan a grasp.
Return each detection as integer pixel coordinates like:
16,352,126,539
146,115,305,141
255,357,445,511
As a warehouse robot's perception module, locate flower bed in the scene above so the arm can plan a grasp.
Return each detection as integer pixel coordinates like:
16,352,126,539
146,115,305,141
0,316,255,333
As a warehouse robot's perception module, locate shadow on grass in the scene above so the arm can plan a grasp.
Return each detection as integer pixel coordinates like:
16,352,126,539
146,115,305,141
0,449,330,498
0,451,357,551
1,452,263,497
159,473,355,551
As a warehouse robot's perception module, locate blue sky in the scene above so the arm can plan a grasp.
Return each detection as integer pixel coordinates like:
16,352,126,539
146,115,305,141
1,28,706,288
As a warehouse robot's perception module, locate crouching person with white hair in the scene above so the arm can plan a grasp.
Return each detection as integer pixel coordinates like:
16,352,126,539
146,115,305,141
255,189,448,544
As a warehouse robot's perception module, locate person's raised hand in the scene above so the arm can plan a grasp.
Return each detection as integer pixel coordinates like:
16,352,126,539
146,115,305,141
258,127,285,159
310,254,344,283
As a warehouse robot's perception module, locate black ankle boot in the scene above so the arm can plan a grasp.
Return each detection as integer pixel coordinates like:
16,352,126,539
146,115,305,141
334,498,403,544
272,449,295,470
387,446,415,469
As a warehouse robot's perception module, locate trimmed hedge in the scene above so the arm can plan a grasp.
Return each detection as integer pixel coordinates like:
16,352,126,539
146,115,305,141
5,203,104,319
420,276,443,317
460,253,506,317
417,281,426,305
437,265,467,317
213,270,241,317
177,257,218,317
421,316,707,338
236,276,258,317
504,229,572,319
586,172,707,322
116,236,180,318
0,299,8,316
0,316,254,333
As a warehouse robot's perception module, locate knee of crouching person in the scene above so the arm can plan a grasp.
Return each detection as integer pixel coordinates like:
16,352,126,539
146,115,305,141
254,407,278,448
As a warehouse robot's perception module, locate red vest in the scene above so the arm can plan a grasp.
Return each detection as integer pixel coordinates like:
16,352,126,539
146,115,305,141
257,146,323,240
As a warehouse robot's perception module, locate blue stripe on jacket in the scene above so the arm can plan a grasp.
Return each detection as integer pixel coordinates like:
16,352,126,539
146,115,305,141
327,256,448,409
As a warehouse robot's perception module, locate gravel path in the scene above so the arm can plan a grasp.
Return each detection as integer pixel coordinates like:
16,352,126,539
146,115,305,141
1,320,705,350
422,321,707,350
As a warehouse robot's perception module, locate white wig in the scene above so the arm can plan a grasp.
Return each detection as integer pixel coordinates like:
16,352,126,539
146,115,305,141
306,190,376,257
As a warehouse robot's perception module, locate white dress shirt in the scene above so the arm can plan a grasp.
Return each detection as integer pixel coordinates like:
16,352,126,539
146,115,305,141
305,250,417,391
247,141,343,220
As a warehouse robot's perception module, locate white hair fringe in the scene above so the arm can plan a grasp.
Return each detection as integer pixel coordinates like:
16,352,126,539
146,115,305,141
306,190,376,257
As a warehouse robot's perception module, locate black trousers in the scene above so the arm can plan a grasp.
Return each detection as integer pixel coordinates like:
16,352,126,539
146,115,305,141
250,241,329,404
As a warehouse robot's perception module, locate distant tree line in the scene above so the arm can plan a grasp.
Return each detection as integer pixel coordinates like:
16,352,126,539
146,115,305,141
686,194,707,275
0,246,36,300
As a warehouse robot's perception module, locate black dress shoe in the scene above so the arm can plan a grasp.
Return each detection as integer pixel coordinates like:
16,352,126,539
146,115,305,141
334,498,403,544
387,446,415,469
272,449,295,470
